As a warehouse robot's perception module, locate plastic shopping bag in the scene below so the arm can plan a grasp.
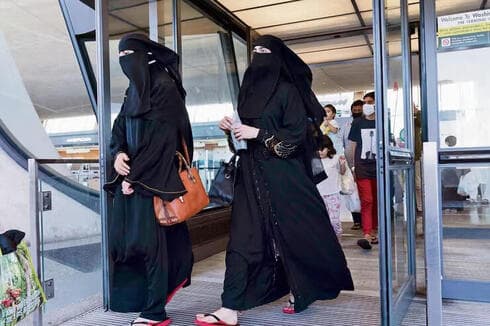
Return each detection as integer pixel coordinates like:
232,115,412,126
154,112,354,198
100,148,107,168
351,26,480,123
1,231,46,326
340,164,356,195
344,187,361,213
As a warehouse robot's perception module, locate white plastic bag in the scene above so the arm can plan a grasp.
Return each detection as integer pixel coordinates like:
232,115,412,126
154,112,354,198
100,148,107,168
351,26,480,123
341,164,356,195
344,187,361,213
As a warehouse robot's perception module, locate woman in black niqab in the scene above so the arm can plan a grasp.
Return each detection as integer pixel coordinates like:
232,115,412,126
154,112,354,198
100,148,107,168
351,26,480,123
196,35,353,326
103,33,193,326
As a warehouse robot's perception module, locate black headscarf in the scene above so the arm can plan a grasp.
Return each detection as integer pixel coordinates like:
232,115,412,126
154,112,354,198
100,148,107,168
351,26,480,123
238,35,326,183
117,33,193,158
237,35,325,125
118,33,186,120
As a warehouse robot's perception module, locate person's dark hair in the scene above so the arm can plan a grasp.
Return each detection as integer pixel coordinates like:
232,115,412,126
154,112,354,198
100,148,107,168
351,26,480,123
319,135,336,159
351,100,364,110
363,92,375,101
324,104,337,115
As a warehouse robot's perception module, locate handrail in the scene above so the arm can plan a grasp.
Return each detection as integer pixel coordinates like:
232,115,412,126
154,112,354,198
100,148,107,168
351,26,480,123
0,119,100,212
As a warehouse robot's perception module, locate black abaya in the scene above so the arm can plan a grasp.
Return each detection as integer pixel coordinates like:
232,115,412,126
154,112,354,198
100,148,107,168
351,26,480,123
222,82,354,313
104,38,193,321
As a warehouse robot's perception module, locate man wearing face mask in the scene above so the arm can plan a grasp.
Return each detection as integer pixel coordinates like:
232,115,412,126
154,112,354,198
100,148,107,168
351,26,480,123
347,92,378,249
342,100,364,230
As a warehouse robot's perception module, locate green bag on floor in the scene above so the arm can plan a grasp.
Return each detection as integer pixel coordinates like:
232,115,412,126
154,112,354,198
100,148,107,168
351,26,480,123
0,234,46,326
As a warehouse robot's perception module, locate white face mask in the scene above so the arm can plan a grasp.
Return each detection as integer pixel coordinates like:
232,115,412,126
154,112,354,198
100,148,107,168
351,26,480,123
363,104,375,116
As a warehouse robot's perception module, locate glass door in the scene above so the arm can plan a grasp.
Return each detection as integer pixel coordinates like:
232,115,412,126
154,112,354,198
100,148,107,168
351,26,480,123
373,0,417,324
429,1,490,303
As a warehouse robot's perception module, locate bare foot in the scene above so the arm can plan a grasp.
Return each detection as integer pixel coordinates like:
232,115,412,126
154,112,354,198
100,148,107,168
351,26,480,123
196,307,238,325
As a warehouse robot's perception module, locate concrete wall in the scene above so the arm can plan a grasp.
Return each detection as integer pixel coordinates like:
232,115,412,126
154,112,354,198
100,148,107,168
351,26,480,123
0,31,100,242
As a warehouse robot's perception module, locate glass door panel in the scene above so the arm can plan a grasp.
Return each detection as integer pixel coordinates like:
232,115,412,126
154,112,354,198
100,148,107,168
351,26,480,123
434,3,490,303
437,47,490,149
441,165,490,286
385,0,407,150
390,168,411,297
375,0,416,324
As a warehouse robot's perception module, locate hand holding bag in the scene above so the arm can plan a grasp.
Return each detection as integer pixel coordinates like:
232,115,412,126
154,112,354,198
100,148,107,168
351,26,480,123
153,141,209,226
208,155,237,206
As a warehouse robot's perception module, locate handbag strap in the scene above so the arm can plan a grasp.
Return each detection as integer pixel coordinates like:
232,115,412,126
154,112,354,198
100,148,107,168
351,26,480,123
181,136,191,164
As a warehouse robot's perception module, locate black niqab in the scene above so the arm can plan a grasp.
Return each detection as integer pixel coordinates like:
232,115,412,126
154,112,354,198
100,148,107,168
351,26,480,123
118,33,186,120
117,33,192,158
238,35,325,125
238,35,326,183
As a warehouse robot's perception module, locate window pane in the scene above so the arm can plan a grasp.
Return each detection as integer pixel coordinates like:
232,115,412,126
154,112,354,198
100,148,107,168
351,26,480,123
441,166,490,281
232,33,248,84
385,0,406,149
181,0,236,194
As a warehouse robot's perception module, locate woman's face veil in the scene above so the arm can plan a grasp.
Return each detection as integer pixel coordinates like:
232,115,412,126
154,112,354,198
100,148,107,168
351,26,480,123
238,35,324,125
117,33,185,118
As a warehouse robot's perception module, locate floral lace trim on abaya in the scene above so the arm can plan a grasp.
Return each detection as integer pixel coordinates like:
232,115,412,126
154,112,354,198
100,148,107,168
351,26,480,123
257,129,298,158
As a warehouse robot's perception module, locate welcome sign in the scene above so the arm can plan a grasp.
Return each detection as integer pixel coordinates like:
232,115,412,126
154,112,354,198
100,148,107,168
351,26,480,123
438,9,490,50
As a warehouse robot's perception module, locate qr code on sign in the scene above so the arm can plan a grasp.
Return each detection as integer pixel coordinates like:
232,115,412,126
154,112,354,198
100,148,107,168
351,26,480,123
441,38,451,47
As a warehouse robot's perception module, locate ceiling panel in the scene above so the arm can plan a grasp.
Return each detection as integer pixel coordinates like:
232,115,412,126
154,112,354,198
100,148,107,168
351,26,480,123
299,45,372,64
181,1,205,20
234,0,354,28
311,59,374,94
289,35,368,54
257,14,362,38
110,4,149,29
216,0,294,12
109,0,147,11
436,0,482,15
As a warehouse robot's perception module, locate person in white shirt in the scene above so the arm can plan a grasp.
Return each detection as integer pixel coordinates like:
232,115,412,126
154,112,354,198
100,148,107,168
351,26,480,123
317,135,347,238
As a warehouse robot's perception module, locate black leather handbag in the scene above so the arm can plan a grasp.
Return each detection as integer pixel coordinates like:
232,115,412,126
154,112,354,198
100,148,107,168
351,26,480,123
208,155,237,206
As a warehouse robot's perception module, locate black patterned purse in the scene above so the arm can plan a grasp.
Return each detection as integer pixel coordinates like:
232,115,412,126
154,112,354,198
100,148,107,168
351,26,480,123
208,155,237,206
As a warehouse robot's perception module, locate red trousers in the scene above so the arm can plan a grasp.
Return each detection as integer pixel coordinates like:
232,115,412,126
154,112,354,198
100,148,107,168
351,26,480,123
356,178,378,236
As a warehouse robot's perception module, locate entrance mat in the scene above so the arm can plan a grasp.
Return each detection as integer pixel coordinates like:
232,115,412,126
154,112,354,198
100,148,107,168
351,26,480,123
44,242,101,273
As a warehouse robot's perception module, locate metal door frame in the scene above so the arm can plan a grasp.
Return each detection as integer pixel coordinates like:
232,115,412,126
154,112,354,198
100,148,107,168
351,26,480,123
373,0,417,324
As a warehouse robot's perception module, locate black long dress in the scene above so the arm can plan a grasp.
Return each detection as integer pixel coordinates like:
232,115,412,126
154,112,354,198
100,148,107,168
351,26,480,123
221,82,354,313
104,64,193,321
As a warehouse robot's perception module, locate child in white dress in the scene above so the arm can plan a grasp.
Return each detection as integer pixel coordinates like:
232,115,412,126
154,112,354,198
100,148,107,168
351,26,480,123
317,135,347,238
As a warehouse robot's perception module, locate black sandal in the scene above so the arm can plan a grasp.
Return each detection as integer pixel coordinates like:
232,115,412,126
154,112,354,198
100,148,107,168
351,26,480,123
357,238,372,250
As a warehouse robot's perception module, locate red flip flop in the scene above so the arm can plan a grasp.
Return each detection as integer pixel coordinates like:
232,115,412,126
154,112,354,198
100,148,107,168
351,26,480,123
130,318,172,326
194,314,239,326
166,278,188,304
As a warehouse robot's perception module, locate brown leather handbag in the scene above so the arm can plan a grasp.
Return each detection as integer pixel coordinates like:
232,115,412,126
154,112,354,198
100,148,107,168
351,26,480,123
153,141,209,226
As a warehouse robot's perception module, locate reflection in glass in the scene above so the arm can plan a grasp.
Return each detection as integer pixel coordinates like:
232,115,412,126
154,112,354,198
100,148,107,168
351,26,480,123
437,47,490,149
181,0,243,193
441,166,490,281
232,34,248,83
385,0,406,149
390,169,409,297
